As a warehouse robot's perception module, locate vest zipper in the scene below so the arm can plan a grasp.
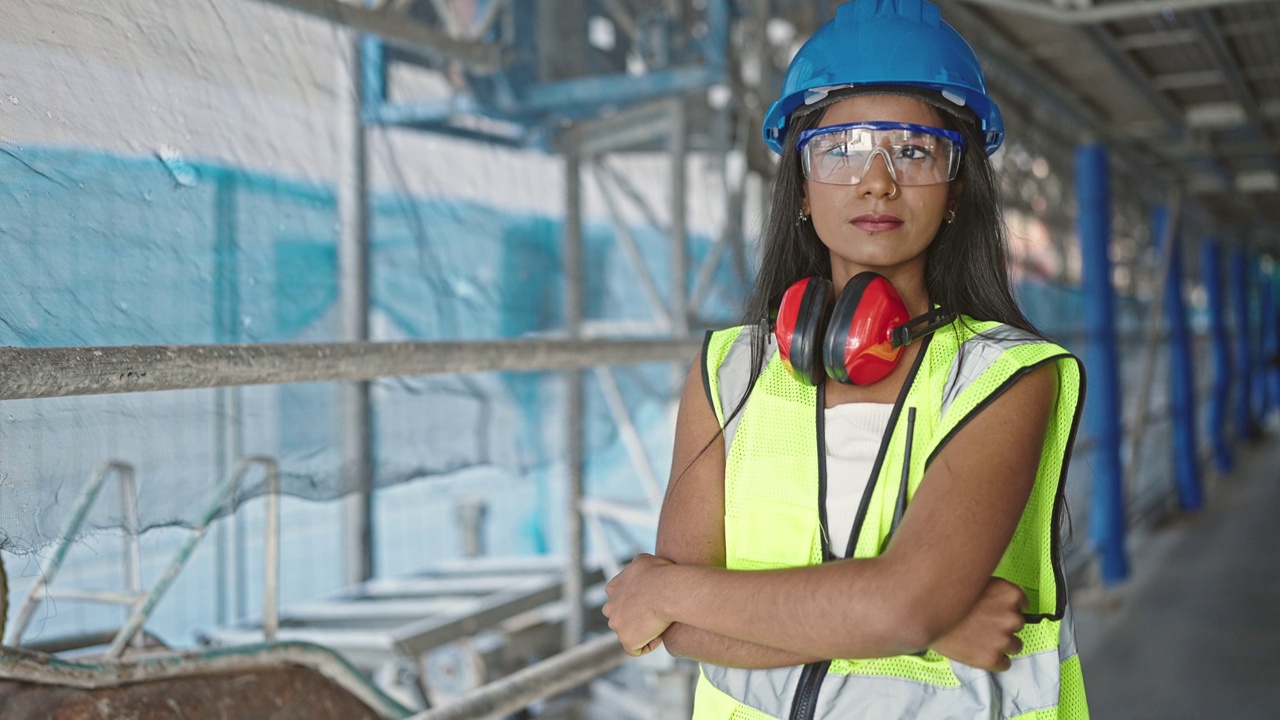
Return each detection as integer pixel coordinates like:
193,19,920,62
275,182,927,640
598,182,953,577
788,660,831,720
788,338,934,719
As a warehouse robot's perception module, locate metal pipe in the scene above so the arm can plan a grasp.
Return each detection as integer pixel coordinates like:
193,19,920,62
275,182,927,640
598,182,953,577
0,338,702,401
212,171,240,628
6,461,135,646
1122,195,1181,503
668,98,689,337
263,460,282,642
593,367,663,506
108,457,281,658
564,134,586,651
1077,143,1129,585
338,23,376,587
43,589,144,605
117,465,145,648
408,634,630,720
592,162,673,328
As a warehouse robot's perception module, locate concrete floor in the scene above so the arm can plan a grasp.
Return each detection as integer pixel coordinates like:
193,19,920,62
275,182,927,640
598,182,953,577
1073,431,1280,719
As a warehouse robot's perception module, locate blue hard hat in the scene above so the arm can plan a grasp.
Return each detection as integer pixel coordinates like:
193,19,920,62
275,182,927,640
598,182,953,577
762,0,1003,155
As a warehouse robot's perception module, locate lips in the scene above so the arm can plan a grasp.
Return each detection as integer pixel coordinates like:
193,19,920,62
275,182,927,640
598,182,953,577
850,213,903,233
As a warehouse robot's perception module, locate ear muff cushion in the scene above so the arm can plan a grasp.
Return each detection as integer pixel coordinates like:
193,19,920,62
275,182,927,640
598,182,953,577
775,277,831,386
825,272,911,385
823,272,875,384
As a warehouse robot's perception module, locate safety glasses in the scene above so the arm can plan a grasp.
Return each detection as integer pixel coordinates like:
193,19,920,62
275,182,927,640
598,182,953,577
797,121,964,187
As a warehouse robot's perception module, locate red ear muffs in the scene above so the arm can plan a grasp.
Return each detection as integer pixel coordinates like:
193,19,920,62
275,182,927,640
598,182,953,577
824,272,910,385
775,276,832,386
774,272,953,386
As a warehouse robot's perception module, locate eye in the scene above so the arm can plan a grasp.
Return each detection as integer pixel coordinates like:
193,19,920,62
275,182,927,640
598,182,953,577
897,144,934,161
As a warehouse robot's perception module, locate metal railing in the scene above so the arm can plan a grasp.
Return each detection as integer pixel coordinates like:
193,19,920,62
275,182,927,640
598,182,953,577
5,456,283,660
108,456,281,658
1,336,700,709
6,461,143,648
0,338,702,401
408,633,630,720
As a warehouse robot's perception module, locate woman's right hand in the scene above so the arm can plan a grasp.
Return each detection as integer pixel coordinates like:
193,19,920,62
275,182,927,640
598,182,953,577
930,577,1026,671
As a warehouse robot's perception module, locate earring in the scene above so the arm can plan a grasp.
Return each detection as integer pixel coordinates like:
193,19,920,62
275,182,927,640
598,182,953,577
945,209,957,224
798,209,810,223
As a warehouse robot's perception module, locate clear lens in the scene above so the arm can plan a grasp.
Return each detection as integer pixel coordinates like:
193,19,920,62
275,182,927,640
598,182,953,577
799,123,962,187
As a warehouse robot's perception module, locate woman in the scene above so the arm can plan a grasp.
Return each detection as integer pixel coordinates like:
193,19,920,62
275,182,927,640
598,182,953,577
603,1,1087,718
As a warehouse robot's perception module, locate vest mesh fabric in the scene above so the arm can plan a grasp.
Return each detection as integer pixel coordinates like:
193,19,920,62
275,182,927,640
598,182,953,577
696,667,781,720
720,333,825,572
695,320,1087,720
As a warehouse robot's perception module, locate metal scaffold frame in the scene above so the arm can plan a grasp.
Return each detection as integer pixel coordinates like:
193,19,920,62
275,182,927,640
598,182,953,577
7,0,1280,717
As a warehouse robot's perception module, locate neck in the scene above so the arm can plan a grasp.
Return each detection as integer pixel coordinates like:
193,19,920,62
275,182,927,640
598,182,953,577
830,260,932,317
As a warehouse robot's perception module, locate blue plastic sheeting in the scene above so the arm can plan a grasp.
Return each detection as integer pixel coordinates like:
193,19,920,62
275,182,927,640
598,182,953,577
1202,240,1235,473
0,144,735,557
1230,248,1257,440
1075,143,1128,584
1263,269,1280,414
1153,205,1202,513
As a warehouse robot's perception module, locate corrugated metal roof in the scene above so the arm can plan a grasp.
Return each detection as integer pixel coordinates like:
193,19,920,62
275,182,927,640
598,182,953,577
950,0,1280,231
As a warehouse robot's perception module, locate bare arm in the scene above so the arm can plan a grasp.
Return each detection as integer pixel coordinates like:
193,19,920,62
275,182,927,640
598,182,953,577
607,363,1056,660
655,358,820,668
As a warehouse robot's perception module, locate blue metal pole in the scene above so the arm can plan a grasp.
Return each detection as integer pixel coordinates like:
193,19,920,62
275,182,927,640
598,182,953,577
1202,240,1234,472
1260,264,1276,420
1154,206,1202,512
1230,247,1256,440
1077,144,1128,583
1269,264,1280,415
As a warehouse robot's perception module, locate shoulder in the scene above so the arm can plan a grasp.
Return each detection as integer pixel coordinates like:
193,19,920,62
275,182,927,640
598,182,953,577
934,316,1074,374
930,317,1077,427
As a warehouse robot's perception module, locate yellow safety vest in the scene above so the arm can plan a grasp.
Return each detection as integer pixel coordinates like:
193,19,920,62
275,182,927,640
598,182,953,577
693,319,1089,720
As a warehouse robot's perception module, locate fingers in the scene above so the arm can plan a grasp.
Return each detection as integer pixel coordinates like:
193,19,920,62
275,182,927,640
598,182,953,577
622,636,663,657
1006,634,1024,656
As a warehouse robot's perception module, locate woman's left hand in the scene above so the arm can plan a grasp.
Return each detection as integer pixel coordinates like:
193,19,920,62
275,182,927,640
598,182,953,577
603,553,676,656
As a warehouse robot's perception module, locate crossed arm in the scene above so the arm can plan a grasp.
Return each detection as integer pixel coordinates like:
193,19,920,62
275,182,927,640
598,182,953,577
602,357,1055,669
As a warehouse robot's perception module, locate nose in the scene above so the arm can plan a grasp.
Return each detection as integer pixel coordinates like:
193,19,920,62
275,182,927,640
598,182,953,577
857,147,899,198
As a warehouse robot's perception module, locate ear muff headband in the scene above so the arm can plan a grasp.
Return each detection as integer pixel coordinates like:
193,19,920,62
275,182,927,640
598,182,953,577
825,272,909,386
891,306,954,348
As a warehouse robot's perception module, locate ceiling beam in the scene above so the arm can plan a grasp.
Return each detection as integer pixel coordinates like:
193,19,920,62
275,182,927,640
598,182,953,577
1152,69,1225,91
939,1,1174,188
1079,25,1190,138
1113,29,1199,51
1188,10,1280,176
956,0,1270,25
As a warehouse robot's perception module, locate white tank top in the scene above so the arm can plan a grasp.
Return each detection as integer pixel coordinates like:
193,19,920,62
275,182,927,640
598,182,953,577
824,402,894,559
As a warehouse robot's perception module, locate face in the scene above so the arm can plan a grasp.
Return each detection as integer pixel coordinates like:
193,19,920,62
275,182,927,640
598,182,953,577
800,94,961,290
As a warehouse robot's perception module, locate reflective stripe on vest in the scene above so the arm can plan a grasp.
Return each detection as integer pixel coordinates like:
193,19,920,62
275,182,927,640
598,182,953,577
695,319,1087,720
702,607,1080,720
